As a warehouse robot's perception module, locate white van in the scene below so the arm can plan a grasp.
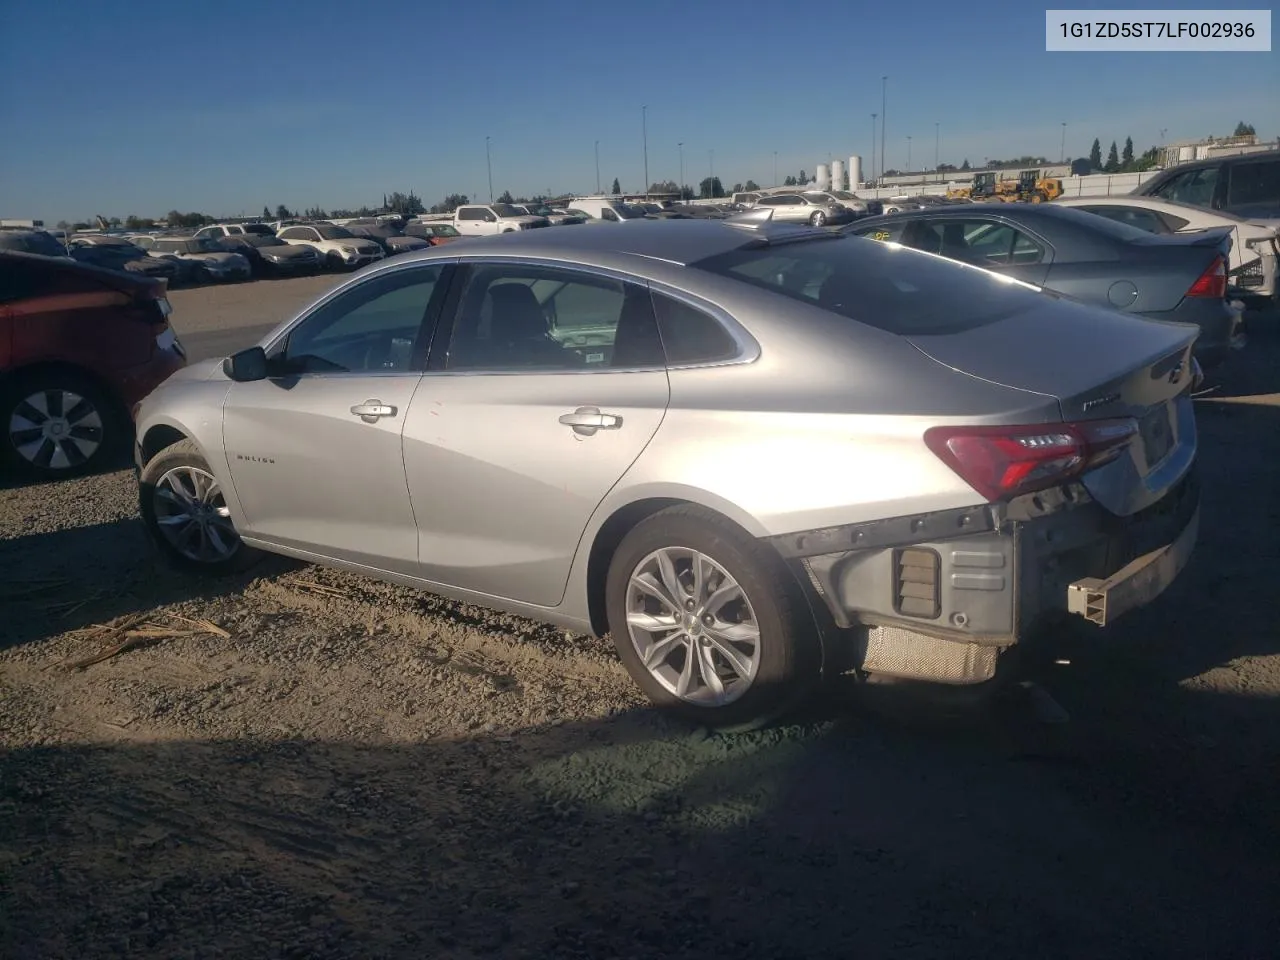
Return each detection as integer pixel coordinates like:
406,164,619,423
565,197,652,223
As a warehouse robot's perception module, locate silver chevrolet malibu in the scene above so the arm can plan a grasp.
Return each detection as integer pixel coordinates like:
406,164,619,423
133,218,1201,729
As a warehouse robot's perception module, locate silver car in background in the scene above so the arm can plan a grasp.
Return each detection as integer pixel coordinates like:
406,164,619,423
133,220,1199,729
749,192,855,226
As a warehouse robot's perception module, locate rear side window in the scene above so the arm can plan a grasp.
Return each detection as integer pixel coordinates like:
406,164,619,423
692,236,1044,335
1227,160,1280,207
651,293,738,365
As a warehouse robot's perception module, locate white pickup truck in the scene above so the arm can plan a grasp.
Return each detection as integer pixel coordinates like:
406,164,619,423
453,203,550,236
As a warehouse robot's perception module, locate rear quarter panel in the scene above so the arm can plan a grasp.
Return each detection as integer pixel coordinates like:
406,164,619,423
10,289,154,381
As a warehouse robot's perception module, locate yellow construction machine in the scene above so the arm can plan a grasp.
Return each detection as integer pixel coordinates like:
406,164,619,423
948,169,1063,203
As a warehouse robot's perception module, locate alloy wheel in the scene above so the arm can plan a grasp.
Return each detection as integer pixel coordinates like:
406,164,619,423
810,211,826,226
8,388,104,471
625,546,761,706
151,465,241,564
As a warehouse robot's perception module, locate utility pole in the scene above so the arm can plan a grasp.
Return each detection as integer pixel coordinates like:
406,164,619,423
773,150,778,187
642,105,649,199
678,142,685,200
871,113,877,184
880,76,887,186
935,121,940,172
1060,122,1067,163
485,136,493,203
906,135,912,172
709,149,715,197
594,140,600,193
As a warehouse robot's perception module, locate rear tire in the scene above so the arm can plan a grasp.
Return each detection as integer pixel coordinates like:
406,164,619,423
139,439,261,576
0,370,125,480
605,506,820,731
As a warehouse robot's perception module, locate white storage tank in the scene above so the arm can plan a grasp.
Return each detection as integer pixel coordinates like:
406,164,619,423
848,155,863,189
1178,145,1195,162
814,163,830,192
831,159,846,192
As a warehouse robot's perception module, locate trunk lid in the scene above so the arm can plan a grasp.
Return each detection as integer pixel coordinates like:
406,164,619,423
908,294,1199,516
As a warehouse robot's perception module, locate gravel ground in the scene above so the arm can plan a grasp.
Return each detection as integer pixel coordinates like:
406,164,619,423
2,284,1279,959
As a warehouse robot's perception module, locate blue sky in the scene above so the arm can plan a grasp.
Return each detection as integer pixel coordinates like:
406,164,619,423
0,0,1276,222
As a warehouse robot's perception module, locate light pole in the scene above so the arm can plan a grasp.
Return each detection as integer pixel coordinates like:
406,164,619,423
773,150,778,187
642,105,649,199
1060,122,1067,163
709,149,715,197
880,76,887,186
935,121,940,172
678,142,685,200
594,140,600,193
485,136,493,203
871,113,877,184
906,135,912,172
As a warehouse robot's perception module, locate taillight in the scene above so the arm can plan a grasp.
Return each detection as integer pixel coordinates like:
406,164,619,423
1186,255,1226,298
923,418,1138,502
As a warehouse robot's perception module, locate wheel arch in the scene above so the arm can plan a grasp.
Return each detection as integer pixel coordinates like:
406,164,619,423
580,486,775,638
138,421,190,464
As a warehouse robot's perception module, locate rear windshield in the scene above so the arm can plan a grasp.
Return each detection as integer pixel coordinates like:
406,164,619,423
1041,205,1155,243
690,235,1045,335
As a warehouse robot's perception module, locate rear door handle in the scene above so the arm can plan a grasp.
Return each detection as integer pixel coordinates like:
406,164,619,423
559,406,622,436
351,400,397,423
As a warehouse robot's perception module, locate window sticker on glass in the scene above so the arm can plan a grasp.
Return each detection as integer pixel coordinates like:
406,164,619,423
585,352,605,364
870,230,891,241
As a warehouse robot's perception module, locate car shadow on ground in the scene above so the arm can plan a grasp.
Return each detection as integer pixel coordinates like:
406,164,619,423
3,680,1279,960
0,515,300,653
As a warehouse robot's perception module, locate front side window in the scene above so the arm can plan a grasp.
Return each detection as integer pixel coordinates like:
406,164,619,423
445,265,662,372
279,265,443,374
909,219,1045,266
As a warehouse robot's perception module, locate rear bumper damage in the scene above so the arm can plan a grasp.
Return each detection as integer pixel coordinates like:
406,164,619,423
769,468,1200,685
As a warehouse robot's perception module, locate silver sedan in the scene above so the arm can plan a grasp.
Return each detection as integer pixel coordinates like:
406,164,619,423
133,219,1201,728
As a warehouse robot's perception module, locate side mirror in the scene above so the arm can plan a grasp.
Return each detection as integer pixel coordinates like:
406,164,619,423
223,346,268,382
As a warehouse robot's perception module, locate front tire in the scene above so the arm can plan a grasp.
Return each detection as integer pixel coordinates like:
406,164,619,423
0,370,124,479
605,506,820,730
809,211,827,226
139,439,260,575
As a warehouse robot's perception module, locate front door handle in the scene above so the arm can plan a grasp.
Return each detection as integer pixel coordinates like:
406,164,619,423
559,406,623,436
351,400,397,423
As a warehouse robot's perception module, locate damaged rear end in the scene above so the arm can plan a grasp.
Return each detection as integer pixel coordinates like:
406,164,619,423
774,297,1201,686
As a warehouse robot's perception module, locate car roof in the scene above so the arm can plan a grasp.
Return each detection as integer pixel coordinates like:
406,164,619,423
383,218,808,268
0,249,153,287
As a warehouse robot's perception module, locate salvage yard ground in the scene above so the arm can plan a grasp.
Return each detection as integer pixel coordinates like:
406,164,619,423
2,279,1279,958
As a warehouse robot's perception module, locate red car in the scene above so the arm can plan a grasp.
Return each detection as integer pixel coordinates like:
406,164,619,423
403,221,463,245
0,251,187,479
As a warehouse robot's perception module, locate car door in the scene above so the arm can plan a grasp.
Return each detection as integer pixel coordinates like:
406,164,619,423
402,260,671,606
904,216,1052,286
221,262,451,573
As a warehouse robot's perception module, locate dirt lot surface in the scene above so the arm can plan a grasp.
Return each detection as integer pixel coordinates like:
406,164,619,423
2,285,1279,958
